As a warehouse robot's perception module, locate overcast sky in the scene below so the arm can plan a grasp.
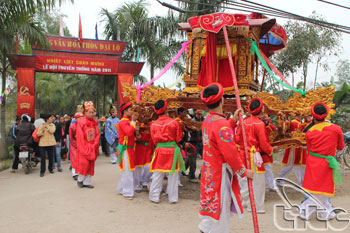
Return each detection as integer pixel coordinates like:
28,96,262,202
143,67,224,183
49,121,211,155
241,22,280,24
59,0,350,88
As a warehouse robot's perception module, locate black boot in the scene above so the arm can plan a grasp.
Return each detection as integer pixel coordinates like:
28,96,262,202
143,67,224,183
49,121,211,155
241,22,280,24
77,181,84,188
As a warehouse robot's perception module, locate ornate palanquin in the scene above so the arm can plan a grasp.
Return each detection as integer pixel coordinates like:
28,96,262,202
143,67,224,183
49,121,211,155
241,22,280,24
128,13,335,148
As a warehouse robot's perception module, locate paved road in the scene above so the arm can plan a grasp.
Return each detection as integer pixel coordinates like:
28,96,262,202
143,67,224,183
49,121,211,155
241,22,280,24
1,155,350,233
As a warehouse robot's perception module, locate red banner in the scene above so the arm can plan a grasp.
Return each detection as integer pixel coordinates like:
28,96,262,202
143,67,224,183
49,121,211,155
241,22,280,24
35,55,119,75
118,73,133,85
16,69,35,117
32,36,126,55
17,96,35,118
17,69,35,96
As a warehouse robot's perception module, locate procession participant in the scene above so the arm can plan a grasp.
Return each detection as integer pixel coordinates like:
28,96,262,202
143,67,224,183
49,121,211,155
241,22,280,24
69,112,84,180
277,114,304,186
236,98,279,214
177,107,198,183
105,105,120,164
141,114,158,189
296,115,314,184
198,83,253,233
261,114,278,192
116,102,138,199
76,101,100,189
299,102,344,220
149,100,184,204
134,122,154,192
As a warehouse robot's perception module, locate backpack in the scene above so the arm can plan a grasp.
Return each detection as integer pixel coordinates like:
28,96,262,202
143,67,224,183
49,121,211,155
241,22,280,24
32,127,40,143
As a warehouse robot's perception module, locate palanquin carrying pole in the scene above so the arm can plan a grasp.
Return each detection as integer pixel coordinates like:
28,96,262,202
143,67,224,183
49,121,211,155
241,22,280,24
223,25,260,233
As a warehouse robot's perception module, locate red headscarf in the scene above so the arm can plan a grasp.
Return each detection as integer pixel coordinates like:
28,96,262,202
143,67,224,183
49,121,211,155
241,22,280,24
311,102,329,120
200,83,224,105
120,102,132,113
248,98,263,115
154,101,168,115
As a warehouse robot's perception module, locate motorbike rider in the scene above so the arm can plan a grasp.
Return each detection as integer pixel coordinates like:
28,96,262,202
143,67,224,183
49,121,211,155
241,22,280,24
11,114,35,173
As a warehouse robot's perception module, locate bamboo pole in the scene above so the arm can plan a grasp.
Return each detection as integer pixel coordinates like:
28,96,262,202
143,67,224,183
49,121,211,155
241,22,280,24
222,26,260,233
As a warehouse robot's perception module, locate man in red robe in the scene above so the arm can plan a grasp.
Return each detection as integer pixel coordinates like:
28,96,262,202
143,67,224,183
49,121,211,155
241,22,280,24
298,115,314,181
116,102,138,199
261,114,278,192
278,115,305,186
134,127,154,192
236,98,279,214
69,112,84,180
149,100,184,204
199,83,253,233
299,102,344,220
76,101,100,188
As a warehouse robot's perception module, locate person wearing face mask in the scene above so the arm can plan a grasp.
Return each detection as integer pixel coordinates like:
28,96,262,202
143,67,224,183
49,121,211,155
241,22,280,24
76,101,100,188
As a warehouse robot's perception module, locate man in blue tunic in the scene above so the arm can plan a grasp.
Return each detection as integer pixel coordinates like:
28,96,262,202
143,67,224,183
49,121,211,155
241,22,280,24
105,105,119,164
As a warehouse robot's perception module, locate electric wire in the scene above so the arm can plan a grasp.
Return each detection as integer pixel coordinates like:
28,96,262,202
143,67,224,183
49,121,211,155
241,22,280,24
175,0,350,33
317,0,350,10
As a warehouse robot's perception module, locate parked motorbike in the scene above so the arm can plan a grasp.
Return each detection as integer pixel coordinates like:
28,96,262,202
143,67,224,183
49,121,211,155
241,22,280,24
19,144,38,174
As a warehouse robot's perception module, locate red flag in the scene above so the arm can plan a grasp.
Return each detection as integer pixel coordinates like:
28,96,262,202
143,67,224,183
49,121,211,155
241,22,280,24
78,14,82,43
117,76,127,109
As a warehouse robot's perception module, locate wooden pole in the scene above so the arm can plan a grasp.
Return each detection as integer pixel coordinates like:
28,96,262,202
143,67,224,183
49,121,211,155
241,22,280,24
260,69,267,92
116,75,120,118
222,26,260,233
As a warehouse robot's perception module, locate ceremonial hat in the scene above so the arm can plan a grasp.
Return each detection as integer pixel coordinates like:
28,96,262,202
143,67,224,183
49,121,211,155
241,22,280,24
248,98,263,115
83,101,95,114
74,112,84,119
200,83,224,105
311,102,329,120
120,102,132,113
154,100,168,115
76,105,84,113
109,105,117,114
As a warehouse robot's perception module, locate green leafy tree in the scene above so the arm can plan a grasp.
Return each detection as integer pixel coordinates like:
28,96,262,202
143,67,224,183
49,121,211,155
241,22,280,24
101,0,184,80
334,59,350,89
272,12,341,92
334,83,350,107
0,0,72,159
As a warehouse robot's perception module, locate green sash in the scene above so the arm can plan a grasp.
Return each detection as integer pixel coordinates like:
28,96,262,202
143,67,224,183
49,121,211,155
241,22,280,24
117,144,134,165
135,141,149,146
310,151,342,185
155,141,185,175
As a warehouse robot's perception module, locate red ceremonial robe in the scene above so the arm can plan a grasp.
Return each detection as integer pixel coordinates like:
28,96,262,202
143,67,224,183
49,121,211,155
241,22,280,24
200,112,247,221
135,131,154,167
69,122,78,170
150,115,183,172
299,120,313,165
282,119,303,166
235,116,273,173
76,116,100,176
302,121,344,196
117,116,136,171
262,122,277,165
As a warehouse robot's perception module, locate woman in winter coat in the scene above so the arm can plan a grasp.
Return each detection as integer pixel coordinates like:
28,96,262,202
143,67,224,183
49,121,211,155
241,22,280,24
36,114,56,177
